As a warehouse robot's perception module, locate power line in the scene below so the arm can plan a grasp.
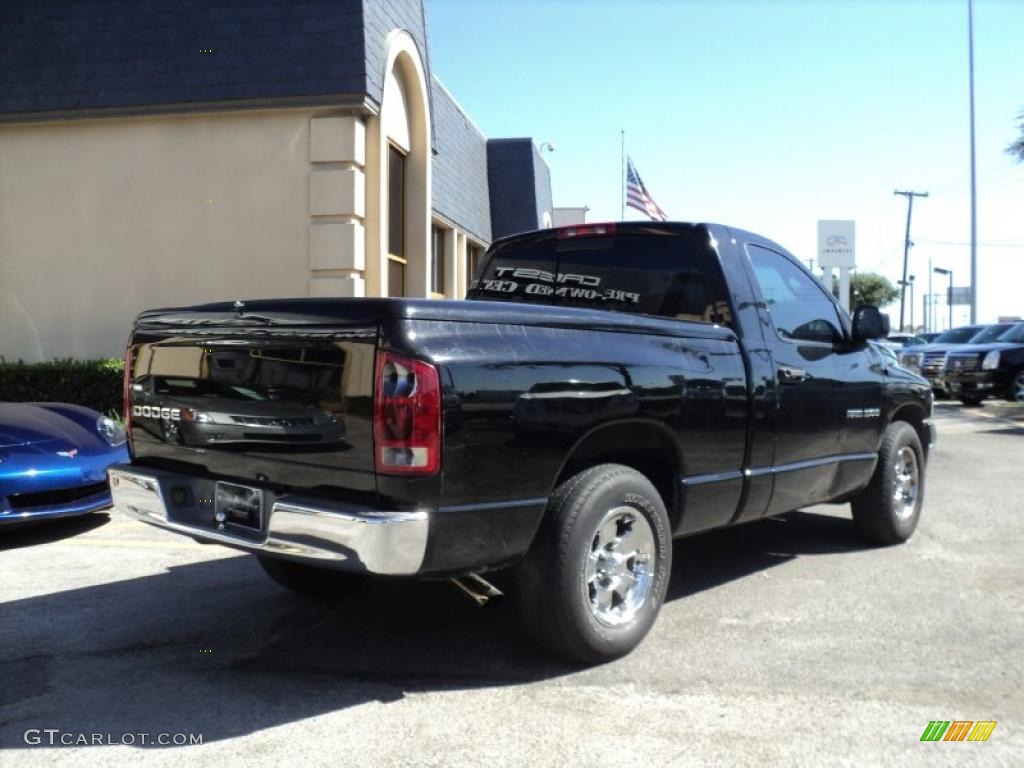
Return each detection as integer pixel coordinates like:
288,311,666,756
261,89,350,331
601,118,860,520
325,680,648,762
933,175,1023,196
927,162,1020,193
916,238,1024,247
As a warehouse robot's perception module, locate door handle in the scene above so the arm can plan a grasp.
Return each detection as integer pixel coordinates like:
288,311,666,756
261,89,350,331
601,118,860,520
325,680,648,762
778,366,807,383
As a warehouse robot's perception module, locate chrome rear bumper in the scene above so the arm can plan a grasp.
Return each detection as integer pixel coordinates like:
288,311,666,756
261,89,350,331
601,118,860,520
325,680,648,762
107,465,428,575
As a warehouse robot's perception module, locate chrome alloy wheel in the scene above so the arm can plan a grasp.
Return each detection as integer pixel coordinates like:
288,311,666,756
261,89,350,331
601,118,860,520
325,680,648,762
584,506,656,627
892,446,919,521
1013,371,1024,403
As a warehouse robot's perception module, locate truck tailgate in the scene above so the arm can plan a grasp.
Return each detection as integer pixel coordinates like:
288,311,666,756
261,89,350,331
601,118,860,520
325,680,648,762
126,309,378,496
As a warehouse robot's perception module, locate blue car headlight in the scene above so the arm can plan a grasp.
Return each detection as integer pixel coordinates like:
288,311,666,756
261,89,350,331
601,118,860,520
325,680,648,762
97,415,127,447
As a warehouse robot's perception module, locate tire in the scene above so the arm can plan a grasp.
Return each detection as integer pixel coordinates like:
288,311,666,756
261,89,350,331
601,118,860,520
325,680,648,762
959,395,984,407
1007,369,1024,403
850,422,925,545
257,555,367,598
516,463,672,664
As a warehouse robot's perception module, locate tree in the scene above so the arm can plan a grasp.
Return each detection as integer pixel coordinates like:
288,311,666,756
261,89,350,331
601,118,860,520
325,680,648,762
851,272,900,309
1009,109,1024,162
831,271,900,310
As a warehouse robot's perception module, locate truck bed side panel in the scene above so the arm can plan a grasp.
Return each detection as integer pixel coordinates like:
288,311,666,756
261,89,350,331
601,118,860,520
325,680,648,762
395,317,748,540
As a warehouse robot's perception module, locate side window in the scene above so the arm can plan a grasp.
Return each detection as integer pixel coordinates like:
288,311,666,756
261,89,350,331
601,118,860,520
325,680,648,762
747,244,844,344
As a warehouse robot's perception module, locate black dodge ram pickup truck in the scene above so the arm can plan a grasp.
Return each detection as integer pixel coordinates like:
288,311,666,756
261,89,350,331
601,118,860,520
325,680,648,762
110,222,935,663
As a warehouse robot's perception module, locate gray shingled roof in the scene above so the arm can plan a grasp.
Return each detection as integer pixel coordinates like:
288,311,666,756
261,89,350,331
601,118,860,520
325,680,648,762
0,0,428,118
430,77,491,244
1,0,551,250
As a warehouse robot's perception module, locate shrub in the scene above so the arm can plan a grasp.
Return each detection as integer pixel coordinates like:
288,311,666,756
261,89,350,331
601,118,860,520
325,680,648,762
0,358,124,416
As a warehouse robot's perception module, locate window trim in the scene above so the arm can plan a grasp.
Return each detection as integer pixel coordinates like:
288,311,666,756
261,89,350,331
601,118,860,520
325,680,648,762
744,243,848,348
465,242,482,288
387,143,406,262
387,254,406,298
430,223,446,297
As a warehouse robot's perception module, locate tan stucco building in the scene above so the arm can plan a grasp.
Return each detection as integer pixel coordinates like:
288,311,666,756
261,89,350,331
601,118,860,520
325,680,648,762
0,0,552,362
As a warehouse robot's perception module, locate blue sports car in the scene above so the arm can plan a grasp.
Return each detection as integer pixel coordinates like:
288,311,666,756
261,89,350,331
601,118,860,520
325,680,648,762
0,403,129,525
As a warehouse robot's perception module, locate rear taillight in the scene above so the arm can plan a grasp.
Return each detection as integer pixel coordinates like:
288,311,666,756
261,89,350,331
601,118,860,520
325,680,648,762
122,346,133,441
374,351,441,475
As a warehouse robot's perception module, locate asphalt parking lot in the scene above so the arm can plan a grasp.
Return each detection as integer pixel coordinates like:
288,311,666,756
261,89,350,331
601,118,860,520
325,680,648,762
1,404,1021,766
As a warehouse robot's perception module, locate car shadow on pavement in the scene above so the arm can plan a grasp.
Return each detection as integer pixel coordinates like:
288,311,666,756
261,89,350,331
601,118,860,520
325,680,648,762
979,426,1024,436
0,512,110,552
0,508,868,749
668,508,870,600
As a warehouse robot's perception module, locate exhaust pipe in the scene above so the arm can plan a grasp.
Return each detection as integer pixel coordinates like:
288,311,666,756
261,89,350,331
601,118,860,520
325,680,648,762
449,573,504,607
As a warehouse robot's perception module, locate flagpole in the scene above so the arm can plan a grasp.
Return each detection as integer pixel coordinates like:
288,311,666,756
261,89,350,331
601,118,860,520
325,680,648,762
620,130,625,221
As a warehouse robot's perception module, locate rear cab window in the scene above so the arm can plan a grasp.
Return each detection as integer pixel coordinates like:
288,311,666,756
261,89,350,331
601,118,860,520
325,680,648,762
466,226,733,326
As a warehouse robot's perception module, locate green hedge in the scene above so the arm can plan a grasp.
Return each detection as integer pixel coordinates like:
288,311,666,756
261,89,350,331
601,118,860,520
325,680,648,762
0,358,124,416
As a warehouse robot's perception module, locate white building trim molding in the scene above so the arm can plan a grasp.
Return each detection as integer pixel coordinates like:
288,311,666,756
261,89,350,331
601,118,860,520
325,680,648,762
308,114,367,298
366,29,432,298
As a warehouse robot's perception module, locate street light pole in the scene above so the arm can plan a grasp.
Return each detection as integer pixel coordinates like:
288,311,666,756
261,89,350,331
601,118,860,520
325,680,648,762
894,190,929,331
899,276,916,331
935,267,953,329
909,275,915,330
927,254,933,332
967,0,978,323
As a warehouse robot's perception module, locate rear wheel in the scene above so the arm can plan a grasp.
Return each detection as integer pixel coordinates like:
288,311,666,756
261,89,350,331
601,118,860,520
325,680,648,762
517,464,671,664
959,394,984,406
1008,369,1024,403
257,555,366,598
850,422,925,545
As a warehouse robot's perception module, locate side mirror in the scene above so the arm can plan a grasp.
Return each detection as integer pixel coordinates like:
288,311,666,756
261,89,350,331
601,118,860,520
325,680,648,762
852,306,890,342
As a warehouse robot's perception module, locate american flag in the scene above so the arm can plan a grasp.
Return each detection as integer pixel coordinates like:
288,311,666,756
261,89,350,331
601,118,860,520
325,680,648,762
625,156,667,221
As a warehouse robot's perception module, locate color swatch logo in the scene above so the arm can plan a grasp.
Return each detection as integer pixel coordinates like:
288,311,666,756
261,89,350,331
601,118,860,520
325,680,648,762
920,721,997,742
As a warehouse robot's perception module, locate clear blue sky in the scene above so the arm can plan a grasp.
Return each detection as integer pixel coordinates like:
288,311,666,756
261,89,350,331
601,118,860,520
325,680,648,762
427,0,1024,327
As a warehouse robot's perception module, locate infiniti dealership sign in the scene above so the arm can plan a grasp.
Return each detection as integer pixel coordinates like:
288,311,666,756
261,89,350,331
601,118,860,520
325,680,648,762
817,220,856,269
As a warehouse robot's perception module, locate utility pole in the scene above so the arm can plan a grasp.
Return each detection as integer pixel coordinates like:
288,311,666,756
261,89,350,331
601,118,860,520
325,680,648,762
894,189,929,331
899,276,916,332
967,0,978,322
